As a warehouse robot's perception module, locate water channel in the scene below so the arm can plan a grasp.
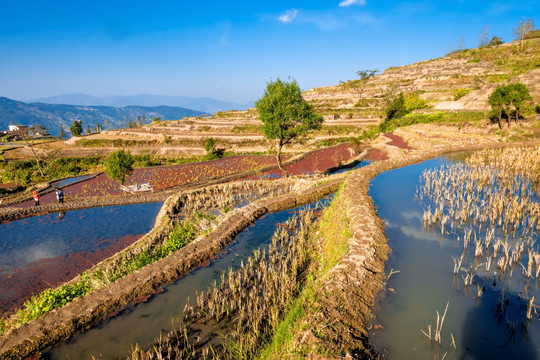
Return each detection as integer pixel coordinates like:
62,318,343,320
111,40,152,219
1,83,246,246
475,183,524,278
369,156,540,359
43,197,332,359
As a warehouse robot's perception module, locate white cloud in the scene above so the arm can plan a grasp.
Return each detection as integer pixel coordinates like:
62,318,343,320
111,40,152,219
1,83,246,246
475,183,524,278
339,0,367,7
278,9,298,23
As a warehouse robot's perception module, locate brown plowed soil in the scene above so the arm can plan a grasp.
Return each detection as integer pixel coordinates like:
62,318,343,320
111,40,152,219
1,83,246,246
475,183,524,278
262,143,356,177
384,132,412,150
12,155,278,208
366,148,388,161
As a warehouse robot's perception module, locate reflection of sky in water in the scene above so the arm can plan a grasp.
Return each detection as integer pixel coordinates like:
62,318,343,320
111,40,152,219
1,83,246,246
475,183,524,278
50,175,93,188
369,157,540,360
0,202,163,272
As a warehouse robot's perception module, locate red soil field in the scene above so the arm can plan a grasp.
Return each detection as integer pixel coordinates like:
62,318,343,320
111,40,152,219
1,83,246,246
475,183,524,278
14,155,279,208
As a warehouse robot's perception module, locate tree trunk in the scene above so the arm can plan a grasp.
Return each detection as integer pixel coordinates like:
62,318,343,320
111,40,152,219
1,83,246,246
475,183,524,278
276,144,288,177
26,142,45,177
515,109,519,124
497,113,502,129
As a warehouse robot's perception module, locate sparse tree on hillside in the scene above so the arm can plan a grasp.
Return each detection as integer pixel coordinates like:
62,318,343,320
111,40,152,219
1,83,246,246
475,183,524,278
489,85,511,129
255,78,323,175
58,124,66,139
489,82,532,128
86,124,92,135
341,69,379,100
94,122,102,133
488,36,504,46
70,120,83,136
204,137,216,155
479,25,490,47
513,17,534,49
509,82,532,123
103,149,134,185
22,124,49,177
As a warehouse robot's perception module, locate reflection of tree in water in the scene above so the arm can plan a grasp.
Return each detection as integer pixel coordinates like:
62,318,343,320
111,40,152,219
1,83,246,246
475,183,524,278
460,277,538,360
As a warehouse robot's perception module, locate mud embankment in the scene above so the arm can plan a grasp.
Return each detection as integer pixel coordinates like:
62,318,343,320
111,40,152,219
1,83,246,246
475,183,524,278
0,175,345,359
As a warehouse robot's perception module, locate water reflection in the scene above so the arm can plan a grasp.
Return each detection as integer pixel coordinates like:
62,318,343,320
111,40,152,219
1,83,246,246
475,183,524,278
460,282,537,360
44,197,332,360
369,157,540,360
0,202,163,314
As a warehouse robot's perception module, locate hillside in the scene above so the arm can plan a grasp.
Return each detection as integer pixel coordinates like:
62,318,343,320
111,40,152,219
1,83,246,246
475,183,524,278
0,97,207,136
302,37,540,124
162,37,540,139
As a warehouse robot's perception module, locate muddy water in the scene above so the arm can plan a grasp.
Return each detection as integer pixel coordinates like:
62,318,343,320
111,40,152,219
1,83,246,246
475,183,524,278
369,157,540,359
0,202,163,315
43,197,332,360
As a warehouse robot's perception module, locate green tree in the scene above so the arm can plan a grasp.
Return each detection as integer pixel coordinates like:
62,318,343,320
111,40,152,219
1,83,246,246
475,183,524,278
70,120,83,136
255,78,323,174
85,124,92,135
94,123,102,133
488,36,504,46
204,137,216,154
488,85,511,129
103,149,134,185
508,82,532,123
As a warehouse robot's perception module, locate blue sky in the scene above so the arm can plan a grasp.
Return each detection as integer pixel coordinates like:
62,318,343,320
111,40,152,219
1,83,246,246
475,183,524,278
0,1,538,104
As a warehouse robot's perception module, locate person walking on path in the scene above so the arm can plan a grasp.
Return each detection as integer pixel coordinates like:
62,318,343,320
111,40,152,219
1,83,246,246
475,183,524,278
56,188,64,203
32,189,40,206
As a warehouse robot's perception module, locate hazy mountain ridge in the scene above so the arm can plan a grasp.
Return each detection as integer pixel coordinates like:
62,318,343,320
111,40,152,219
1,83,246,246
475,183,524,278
30,94,254,114
0,97,207,136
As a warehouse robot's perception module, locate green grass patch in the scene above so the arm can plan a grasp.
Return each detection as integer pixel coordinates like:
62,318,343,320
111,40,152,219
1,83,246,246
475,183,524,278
8,273,91,332
380,111,488,132
76,138,160,147
453,88,471,100
231,124,262,133
258,188,352,358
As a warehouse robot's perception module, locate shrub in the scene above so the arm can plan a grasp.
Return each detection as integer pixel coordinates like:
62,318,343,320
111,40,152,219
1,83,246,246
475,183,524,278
103,149,134,184
15,274,90,325
204,137,216,154
379,92,430,131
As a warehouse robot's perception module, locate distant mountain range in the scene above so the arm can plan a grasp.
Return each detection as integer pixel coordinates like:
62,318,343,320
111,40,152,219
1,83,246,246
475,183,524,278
0,97,207,136
30,93,254,114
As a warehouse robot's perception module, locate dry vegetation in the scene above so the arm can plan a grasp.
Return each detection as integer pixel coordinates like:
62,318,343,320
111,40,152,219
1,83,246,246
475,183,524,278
419,145,540,323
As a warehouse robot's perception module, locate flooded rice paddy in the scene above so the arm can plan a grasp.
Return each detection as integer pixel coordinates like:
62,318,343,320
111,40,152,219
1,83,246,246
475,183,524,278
370,155,540,359
0,202,163,315
43,197,331,360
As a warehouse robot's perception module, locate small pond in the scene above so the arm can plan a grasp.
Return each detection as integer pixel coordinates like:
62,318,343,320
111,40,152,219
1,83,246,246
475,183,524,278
369,156,540,359
0,202,163,315
43,196,332,360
